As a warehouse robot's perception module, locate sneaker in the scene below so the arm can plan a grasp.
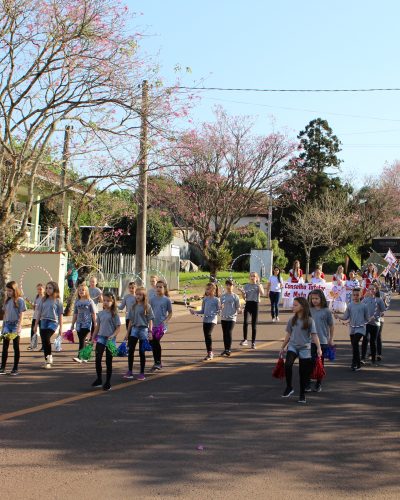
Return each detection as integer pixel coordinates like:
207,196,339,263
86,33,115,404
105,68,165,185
313,382,322,392
220,350,228,357
351,365,361,372
298,394,307,404
123,370,134,379
377,355,382,362
27,346,33,351
73,357,82,363
272,318,276,323
154,363,163,371
136,373,146,381
44,362,51,369
48,355,53,365
0,367,6,375
304,384,312,393
282,387,294,398
276,317,280,322
251,343,256,350
360,359,366,366
91,379,103,387
10,369,19,376
103,382,111,391
203,351,214,360
239,340,248,346
226,350,231,357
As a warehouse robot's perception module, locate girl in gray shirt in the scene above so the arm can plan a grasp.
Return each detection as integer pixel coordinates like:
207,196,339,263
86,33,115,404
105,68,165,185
361,284,386,365
191,283,220,361
240,272,264,349
220,279,241,356
118,281,136,335
280,297,322,403
0,281,26,375
149,280,173,371
90,292,121,391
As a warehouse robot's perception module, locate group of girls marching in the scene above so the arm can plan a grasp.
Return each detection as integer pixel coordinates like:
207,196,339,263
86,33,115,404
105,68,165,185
0,275,173,392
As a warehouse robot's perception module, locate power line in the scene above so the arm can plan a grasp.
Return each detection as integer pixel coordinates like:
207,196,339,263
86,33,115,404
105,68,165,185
176,86,400,93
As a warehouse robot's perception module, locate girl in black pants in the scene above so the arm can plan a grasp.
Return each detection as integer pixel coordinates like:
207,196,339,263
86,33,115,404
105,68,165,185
191,283,220,361
149,280,173,370
241,272,264,349
220,279,241,356
71,284,97,363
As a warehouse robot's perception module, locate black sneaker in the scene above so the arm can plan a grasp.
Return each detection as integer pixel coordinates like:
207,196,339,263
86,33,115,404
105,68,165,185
10,369,19,376
91,379,102,388
298,394,307,404
377,355,382,362
282,387,294,398
226,350,231,356
360,359,366,366
220,350,228,357
313,382,322,392
103,382,111,391
304,384,312,393
351,365,361,372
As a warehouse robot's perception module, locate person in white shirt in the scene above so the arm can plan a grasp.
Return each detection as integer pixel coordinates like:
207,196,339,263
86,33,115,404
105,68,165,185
311,269,326,285
266,266,283,322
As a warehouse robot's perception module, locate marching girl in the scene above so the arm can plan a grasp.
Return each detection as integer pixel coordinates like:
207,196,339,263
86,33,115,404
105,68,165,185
361,283,386,366
149,280,172,371
332,265,346,285
307,289,334,392
240,272,264,349
280,297,322,404
90,292,120,391
334,288,370,371
311,269,326,285
33,281,63,369
118,281,136,336
192,282,220,360
148,275,159,302
71,284,96,363
266,266,283,322
345,271,360,303
124,287,154,380
0,281,26,375
27,283,45,351
220,279,241,356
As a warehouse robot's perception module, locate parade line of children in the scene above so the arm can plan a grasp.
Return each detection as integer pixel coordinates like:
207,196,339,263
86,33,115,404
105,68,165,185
0,266,390,400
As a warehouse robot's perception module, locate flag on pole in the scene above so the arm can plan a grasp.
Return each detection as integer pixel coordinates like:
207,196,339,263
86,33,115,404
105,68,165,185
384,249,397,266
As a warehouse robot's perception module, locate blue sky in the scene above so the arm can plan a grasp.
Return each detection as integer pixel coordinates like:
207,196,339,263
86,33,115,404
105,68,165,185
128,0,400,186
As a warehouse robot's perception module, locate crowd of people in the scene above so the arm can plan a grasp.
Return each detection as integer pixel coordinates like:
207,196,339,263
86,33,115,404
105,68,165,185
0,259,394,401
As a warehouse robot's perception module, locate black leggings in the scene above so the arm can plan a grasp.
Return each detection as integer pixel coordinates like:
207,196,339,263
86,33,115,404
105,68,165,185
350,333,363,368
362,324,379,362
1,336,20,370
203,323,215,352
243,301,259,343
221,320,235,351
269,292,280,319
77,328,90,352
285,350,313,396
31,319,36,338
40,329,55,358
150,338,162,365
377,323,383,356
128,336,145,373
95,342,112,383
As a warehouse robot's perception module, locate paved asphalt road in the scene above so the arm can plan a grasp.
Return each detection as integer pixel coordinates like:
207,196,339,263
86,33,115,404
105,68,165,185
0,297,399,499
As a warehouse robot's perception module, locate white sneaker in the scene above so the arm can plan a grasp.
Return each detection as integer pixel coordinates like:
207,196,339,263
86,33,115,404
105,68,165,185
276,317,280,322
73,357,82,363
272,318,276,323
240,340,248,346
48,355,53,365
203,351,214,361
251,343,257,350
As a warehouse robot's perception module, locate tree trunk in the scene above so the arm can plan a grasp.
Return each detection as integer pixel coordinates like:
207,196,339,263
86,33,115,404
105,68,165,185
0,252,12,319
305,251,311,283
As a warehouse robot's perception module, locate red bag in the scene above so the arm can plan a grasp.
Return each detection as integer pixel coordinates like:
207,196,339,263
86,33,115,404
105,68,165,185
311,356,326,380
272,356,285,379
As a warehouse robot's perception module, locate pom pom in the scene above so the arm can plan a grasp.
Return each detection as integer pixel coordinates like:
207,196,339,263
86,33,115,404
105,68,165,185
5,333,18,340
62,329,75,343
272,356,285,379
324,345,336,361
117,340,128,357
30,333,39,350
53,335,62,352
152,324,165,341
311,356,326,380
79,343,94,361
140,338,153,353
106,339,119,357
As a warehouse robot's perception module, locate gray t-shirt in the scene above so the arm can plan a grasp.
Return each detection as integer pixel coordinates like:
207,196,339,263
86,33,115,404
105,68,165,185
286,317,317,349
4,297,26,323
341,302,369,335
33,296,43,321
148,288,157,302
74,299,96,329
149,295,172,327
199,296,220,324
244,284,262,302
220,293,240,321
310,307,333,344
362,296,386,326
118,294,136,318
88,287,102,305
128,303,154,328
38,298,63,323
96,310,121,337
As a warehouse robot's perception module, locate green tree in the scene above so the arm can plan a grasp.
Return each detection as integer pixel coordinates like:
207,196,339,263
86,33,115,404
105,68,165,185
227,224,268,271
271,239,288,270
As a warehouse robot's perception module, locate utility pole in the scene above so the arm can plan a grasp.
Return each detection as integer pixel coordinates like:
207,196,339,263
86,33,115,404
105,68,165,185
56,125,73,252
267,187,273,250
135,80,149,284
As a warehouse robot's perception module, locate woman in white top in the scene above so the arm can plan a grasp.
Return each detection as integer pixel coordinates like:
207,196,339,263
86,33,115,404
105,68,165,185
332,265,346,285
310,269,326,285
266,266,283,322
